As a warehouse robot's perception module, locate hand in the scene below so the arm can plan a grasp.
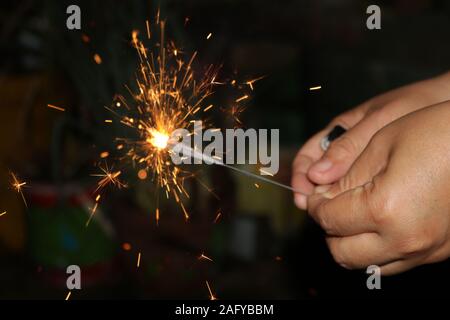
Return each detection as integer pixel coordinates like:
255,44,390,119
292,71,450,209
308,102,450,275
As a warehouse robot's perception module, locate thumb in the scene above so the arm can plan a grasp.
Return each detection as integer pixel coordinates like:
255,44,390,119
311,131,389,206
308,114,385,185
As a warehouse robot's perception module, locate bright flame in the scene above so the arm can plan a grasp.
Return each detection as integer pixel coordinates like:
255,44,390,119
148,129,170,150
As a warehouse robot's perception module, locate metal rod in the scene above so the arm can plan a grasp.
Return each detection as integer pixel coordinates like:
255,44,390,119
174,143,304,194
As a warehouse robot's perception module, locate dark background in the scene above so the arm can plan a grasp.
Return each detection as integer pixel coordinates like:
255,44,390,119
1,0,450,299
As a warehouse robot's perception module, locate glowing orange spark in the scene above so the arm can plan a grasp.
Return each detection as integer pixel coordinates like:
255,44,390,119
10,172,27,207
105,119,113,123
245,76,265,90
145,20,151,39
198,253,213,262
227,104,246,125
91,163,126,192
203,104,214,112
85,202,98,227
47,104,65,112
206,281,217,300
122,243,132,251
81,34,90,43
235,95,249,103
213,211,222,224
93,53,102,64
0,211,6,217
100,152,109,158
137,252,141,268
137,169,147,180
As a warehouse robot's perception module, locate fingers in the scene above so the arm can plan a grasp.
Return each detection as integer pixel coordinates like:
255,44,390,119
308,110,388,185
308,183,379,236
379,257,424,276
292,108,366,210
307,133,389,236
291,129,329,209
327,235,427,274
326,233,399,269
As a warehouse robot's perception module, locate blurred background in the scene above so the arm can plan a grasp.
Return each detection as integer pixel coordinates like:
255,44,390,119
1,0,450,299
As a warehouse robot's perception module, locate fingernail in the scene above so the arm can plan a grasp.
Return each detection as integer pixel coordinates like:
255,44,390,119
314,185,331,194
294,194,307,210
311,159,332,173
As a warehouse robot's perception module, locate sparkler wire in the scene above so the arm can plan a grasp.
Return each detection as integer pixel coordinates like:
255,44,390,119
174,143,304,194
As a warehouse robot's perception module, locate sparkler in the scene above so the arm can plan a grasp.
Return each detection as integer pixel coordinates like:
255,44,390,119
93,18,247,223
96,19,222,223
91,16,295,226
173,142,301,193
0,211,6,217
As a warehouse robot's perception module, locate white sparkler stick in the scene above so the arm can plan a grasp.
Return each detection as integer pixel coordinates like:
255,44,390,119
172,143,304,194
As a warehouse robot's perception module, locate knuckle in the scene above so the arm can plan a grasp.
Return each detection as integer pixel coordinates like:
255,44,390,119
315,202,337,235
316,209,333,234
367,183,396,227
330,115,349,128
367,105,395,125
328,135,358,159
395,235,433,256
337,173,356,194
368,129,385,146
